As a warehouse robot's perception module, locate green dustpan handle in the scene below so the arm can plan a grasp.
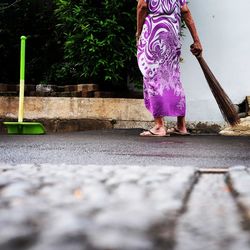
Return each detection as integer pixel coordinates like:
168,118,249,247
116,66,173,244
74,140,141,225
18,36,27,123
20,36,27,81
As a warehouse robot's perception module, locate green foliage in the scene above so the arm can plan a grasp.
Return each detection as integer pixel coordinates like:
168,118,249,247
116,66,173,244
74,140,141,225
54,0,138,86
0,0,62,84
0,0,138,87
0,1,186,89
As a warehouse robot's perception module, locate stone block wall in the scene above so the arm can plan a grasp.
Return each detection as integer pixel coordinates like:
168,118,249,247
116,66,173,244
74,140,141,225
0,96,228,134
247,96,250,116
0,83,142,99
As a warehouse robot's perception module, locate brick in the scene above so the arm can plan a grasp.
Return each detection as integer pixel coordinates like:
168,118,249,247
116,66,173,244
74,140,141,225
25,85,36,92
54,91,83,97
81,91,94,97
55,92,72,97
0,84,8,92
71,91,83,97
7,85,19,92
55,86,65,92
35,91,53,97
28,91,37,97
23,85,37,96
64,85,77,92
0,91,18,96
77,84,98,92
247,96,250,115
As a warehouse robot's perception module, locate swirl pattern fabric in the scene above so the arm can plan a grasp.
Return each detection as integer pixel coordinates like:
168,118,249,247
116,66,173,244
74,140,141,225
137,0,186,118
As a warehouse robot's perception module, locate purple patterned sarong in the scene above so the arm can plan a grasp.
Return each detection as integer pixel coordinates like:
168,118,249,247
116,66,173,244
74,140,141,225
137,0,186,118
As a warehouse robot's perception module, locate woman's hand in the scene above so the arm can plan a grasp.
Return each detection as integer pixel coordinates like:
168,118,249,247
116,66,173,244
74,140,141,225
190,41,203,57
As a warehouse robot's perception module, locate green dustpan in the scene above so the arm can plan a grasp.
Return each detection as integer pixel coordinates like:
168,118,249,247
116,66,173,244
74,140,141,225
4,122,45,135
4,36,46,135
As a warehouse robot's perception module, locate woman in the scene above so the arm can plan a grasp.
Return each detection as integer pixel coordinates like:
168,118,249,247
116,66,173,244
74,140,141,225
137,0,202,136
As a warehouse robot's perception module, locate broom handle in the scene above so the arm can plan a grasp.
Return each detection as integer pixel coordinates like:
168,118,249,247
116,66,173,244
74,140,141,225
196,56,211,75
18,36,27,123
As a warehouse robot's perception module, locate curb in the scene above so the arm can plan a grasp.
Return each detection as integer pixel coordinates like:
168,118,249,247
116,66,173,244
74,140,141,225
0,118,223,134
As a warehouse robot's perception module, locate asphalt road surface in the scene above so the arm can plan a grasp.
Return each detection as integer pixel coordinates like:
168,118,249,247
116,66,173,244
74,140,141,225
0,129,249,167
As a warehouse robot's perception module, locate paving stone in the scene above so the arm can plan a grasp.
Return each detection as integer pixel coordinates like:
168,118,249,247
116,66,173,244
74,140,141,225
1,182,36,199
228,166,250,223
94,202,160,231
0,208,40,250
1,164,249,250
87,227,152,250
0,164,198,250
31,242,87,250
30,211,90,250
106,171,142,186
175,174,250,250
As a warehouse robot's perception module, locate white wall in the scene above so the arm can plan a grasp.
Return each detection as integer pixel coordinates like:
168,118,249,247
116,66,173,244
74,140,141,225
181,0,250,122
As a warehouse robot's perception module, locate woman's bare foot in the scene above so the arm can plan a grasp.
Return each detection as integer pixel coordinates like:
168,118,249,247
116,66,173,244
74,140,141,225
151,125,166,134
140,125,168,137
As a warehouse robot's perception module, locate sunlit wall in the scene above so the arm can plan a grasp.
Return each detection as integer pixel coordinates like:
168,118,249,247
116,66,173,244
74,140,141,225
181,0,250,122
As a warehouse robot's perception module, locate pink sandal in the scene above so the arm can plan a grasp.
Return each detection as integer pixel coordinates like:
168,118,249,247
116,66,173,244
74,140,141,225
167,127,191,136
140,130,170,137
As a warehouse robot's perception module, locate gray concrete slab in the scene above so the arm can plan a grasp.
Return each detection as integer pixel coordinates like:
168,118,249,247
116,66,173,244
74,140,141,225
0,129,249,167
1,164,250,250
0,165,198,250
175,174,250,250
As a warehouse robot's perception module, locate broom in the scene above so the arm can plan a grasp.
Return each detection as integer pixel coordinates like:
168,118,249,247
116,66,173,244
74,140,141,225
195,55,240,126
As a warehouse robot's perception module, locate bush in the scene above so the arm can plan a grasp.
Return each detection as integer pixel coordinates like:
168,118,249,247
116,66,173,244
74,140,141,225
0,0,62,84
54,0,138,87
0,1,139,89
1,1,184,89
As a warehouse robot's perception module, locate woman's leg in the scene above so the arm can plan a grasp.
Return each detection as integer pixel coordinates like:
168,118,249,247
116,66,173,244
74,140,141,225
140,117,167,136
177,116,188,133
154,117,165,129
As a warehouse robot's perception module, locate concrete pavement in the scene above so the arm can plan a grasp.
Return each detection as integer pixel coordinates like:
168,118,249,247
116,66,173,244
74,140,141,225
0,129,249,167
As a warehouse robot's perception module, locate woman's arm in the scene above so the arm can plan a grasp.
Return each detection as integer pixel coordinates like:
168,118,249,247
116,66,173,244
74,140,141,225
181,4,203,57
136,0,148,44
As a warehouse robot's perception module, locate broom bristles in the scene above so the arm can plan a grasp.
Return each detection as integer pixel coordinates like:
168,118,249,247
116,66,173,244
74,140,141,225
196,56,240,126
